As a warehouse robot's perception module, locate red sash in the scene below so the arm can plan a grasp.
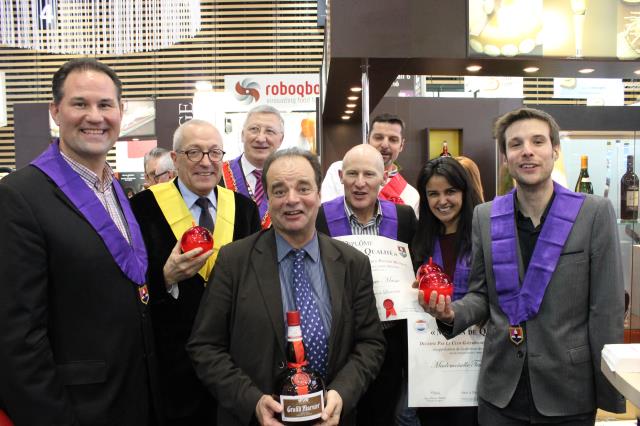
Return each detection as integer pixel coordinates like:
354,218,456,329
379,173,407,205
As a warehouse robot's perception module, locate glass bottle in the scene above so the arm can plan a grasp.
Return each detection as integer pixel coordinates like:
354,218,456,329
276,311,325,425
440,141,452,157
621,155,639,220
574,155,593,194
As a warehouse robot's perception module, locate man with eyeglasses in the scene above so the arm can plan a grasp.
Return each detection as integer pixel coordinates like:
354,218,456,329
221,104,285,229
131,119,261,426
152,151,177,185
143,147,172,188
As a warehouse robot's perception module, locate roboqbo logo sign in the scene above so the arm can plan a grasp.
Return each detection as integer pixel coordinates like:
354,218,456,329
227,74,320,110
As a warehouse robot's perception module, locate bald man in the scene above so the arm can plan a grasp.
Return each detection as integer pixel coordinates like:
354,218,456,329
316,144,417,426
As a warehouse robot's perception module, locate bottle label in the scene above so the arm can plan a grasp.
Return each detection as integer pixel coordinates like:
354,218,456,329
626,190,639,211
581,177,591,183
280,390,324,422
287,325,302,341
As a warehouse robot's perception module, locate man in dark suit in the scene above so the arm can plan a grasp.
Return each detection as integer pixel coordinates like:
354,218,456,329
0,59,159,425
131,119,261,425
316,144,416,425
187,148,386,426
423,108,625,424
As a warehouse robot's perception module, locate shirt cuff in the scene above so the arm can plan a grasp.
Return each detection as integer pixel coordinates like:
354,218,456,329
167,283,179,299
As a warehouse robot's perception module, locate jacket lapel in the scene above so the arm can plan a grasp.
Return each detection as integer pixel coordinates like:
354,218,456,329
251,229,286,358
318,233,345,373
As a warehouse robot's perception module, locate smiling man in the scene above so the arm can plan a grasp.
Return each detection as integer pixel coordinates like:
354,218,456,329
222,105,285,229
188,147,385,426
316,144,416,426
321,113,420,216
0,59,159,425
421,108,625,425
130,119,260,425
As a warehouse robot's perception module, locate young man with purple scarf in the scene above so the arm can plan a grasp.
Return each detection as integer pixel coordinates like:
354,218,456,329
0,59,159,425
316,144,417,426
421,107,625,425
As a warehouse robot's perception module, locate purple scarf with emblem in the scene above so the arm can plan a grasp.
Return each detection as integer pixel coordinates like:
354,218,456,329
322,196,398,239
31,140,148,285
229,156,269,220
431,240,471,301
490,181,585,325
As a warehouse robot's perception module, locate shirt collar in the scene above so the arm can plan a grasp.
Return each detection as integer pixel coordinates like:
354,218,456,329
275,231,320,263
240,153,258,178
59,150,113,192
176,178,218,210
343,197,382,223
514,191,555,227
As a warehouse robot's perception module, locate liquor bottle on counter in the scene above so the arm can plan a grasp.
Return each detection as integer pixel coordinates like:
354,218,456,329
440,141,452,157
621,155,639,220
276,311,325,425
574,155,593,194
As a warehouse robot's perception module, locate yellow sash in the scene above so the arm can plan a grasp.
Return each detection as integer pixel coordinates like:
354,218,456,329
149,180,235,281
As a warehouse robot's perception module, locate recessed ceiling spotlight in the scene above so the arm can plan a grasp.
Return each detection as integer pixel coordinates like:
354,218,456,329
341,115,350,120
578,68,594,74
347,95,359,101
345,110,354,114
523,67,539,73
634,69,640,75
350,86,362,92
346,103,357,108
466,65,482,72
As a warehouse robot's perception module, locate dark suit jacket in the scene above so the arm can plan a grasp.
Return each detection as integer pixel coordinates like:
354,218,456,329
316,201,417,247
187,229,386,426
130,182,260,420
443,195,625,415
0,166,158,426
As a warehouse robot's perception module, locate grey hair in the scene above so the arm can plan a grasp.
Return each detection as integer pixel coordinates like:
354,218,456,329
262,147,322,194
155,152,176,174
143,147,170,169
243,104,285,131
172,119,216,151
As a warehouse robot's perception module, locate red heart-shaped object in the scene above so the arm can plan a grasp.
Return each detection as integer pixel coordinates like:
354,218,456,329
180,225,213,255
419,269,453,303
416,257,443,281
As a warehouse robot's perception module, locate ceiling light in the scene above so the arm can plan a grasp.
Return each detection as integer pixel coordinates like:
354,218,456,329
346,103,356,108
347,95,359,101
341,115,350,120
634,69,640,75
578,68,594,74
350,87,362,92
345,110,354,114
466,65,482,72
523,67,539,73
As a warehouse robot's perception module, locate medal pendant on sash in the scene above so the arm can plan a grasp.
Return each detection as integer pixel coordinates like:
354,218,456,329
138,283,150,305
508,325,524,346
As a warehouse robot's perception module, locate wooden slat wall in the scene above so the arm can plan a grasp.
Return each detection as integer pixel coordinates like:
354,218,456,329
0,0,324,168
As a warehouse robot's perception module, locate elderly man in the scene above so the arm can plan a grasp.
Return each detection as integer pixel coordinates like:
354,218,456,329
0,59,159,425
321,113,420,216
316,144,416,425
131,119,260,425
188,148,385,425
422,108,625,425
144,147,174,188
221,105,285,228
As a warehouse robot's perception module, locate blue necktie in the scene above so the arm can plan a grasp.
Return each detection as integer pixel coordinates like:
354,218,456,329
291,249,328,377
195,197,214,232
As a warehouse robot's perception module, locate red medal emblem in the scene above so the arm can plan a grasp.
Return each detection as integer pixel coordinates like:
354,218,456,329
138,284,149,305
383,299,397,318
509,325,524,346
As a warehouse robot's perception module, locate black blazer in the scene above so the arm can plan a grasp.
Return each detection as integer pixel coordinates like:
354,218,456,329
130,182,260,420
316,201,417,247
0,166,159,426
187,229,386,426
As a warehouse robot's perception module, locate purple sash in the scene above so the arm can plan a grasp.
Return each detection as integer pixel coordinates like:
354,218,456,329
432,240,471,301
490,182,585,325
229,157,269,221
323,196,398,239
31,140,148,285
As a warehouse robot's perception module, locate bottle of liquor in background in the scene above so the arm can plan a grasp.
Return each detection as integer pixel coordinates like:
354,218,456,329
276,311,325,425
574,155,593,194
621,154,639,220
440,141,452,157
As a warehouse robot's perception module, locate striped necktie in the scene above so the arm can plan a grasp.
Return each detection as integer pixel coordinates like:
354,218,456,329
252,169,265,207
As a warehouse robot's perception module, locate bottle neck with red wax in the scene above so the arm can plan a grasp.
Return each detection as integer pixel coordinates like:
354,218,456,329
286,311,308,369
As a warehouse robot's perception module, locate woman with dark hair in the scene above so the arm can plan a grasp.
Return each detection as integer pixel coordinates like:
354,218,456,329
413,156,482,426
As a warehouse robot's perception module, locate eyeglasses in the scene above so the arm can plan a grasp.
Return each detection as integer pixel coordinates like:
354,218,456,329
244,125,282,138
178,148,225,163
153,170,170,183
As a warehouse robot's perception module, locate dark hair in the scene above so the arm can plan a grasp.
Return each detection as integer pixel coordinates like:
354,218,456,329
494,107,560,156
369,113,405,139
412,156,482,265
262,148,322,195
52,58,122,105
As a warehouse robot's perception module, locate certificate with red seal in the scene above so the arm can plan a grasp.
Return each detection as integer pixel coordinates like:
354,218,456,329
334,235,415,321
